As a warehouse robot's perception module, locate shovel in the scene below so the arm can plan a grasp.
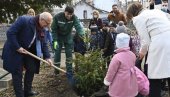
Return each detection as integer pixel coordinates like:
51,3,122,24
25,50,66,73
25,50,75,87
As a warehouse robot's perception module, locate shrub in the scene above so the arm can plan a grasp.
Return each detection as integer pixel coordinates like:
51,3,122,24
73,50,107,96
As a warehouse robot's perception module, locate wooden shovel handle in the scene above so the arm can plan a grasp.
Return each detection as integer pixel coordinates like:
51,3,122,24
25,50,66,73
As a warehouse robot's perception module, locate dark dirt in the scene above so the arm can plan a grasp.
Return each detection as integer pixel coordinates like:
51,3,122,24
0,64,170,97
0,65,79,97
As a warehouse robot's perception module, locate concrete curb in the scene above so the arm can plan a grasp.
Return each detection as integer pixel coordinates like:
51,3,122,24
0,68,12,90
0,74,12,89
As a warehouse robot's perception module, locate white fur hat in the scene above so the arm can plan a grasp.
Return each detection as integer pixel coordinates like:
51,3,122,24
116,33,130,48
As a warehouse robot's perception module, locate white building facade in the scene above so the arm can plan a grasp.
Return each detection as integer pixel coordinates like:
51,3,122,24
73,1,109,19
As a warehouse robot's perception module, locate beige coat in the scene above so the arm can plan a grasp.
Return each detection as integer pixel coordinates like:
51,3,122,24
133,9,170,79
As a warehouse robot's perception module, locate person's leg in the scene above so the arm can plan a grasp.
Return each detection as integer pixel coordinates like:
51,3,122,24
24,55,38,96
104,52,112,67
167,78,170,94
12,68,24,97
149,79,162,97
54,40,62,75
65,42,73,72
74,53,79,72
64,40,74,85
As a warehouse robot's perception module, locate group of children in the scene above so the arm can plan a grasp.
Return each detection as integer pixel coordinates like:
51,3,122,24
73,19,150,96
73,8,150,96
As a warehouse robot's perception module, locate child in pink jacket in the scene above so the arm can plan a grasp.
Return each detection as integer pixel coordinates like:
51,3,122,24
135,66,149,96
104,33,138,97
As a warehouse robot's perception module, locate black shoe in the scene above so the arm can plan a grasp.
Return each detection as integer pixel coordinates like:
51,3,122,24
24,91,39,97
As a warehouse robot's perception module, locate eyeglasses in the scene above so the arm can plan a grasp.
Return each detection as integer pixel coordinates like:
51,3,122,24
43,19,51,25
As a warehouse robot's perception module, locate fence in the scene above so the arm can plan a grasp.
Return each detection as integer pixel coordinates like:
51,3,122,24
0,24,10,42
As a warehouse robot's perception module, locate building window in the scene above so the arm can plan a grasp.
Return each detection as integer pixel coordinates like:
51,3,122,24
83,10,87,19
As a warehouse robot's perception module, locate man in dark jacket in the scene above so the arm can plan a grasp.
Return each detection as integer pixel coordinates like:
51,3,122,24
2,12,53,97
51,6,84,84
103,23,117,56
102,23,117,65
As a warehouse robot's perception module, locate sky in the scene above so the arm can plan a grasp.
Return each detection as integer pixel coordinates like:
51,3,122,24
93,0,118,12
55,0,146,12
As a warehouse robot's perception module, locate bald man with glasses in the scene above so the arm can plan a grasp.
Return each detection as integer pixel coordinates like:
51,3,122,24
2,12,53,97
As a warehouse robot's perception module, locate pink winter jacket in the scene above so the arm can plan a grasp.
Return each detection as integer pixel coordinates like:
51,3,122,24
104,47,138,97
134,67,149,96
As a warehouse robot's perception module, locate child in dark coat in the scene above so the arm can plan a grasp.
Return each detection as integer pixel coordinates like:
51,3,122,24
73,33,86,55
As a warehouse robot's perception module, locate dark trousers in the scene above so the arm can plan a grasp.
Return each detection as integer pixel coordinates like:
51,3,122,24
54,39,73,74
149,79,162,97
149,78,170,97
12,68,24,97
12,55,39,97
102,51,113,66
